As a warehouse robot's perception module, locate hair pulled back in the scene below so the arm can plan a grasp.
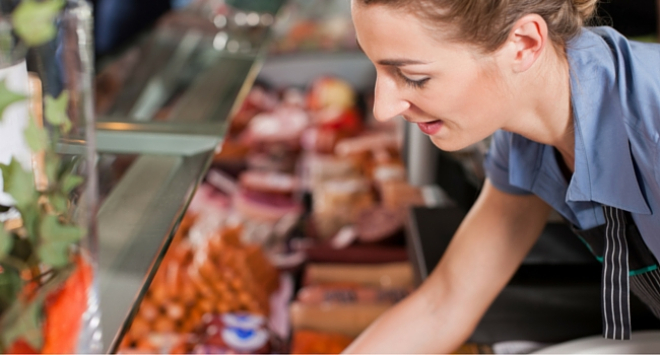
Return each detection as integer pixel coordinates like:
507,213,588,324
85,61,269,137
359,0,598,51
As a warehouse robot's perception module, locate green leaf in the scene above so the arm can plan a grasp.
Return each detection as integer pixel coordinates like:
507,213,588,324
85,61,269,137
11,0,65,47
38,215,83,267
44,152,60,184
2,298,43,350
0,158,36,211
0,227,13,259
44,91,71,133
23,117,49,152
0,79,26,120
20,206,39,245
0,266,21,313
49,193,67,215
37,242,69,268
61,173,83,195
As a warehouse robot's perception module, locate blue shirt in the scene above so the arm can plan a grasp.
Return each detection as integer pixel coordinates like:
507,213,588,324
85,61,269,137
484,27,660,259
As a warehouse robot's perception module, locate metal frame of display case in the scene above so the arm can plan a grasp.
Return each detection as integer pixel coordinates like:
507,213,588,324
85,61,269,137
92,2,287,352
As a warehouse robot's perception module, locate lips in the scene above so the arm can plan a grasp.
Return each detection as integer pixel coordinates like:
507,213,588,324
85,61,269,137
417,120,443,135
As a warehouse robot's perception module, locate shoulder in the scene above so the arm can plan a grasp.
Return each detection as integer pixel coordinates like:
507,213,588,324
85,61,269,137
568,27,660,141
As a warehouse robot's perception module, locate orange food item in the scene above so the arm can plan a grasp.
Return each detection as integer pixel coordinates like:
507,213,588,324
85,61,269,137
166,301,185,320
139,299,159,321
6,338,39,354
152,315,176,333
42,254,93,354
129,316,151,340
290,330,354,354
118,213,281,353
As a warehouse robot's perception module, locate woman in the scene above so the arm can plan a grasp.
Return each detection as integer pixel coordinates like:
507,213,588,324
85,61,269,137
345,0,660,353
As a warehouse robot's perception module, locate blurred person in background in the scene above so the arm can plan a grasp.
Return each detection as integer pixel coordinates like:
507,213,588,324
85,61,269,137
92,0,192,56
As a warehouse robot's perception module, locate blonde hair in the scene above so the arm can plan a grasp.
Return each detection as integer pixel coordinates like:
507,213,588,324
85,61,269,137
359,0,598,51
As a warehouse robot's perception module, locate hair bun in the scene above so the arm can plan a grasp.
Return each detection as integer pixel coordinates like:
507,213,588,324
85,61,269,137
572,0,598,22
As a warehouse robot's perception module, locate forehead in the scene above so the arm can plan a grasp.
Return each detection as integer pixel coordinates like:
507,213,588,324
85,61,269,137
352,4,434,52
351,2,472,62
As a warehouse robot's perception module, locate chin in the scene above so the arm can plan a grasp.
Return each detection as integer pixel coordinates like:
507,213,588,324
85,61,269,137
429,135,472,152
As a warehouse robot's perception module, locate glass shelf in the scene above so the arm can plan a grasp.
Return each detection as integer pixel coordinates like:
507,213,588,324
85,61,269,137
97,151,212,353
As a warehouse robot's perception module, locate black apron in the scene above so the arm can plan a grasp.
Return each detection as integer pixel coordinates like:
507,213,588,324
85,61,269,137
571,207,660,339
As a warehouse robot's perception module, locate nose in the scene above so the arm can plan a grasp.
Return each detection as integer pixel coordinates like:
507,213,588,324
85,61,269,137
372,74,410,122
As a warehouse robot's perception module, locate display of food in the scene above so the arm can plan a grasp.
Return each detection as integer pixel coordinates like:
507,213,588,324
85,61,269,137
234,170,303,223
120,68,418,353
119,214,280,353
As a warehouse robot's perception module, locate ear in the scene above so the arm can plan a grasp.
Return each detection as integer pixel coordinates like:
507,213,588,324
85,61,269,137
507,14,548,72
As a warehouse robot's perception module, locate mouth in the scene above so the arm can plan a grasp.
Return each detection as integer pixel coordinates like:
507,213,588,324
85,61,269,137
415,119,444,135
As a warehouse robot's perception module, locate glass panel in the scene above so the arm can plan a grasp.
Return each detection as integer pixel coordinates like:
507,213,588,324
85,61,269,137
0,0,100,353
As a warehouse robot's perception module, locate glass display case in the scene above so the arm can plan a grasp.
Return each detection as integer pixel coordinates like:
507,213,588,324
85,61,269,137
92,0,287,352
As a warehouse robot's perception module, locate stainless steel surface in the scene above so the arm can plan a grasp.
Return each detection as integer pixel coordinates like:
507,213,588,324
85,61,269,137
98,151,212,353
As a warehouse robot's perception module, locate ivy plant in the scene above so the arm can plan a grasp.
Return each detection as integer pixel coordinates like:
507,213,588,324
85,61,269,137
0,0,87,350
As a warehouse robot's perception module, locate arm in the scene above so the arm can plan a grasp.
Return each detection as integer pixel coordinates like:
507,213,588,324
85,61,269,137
343,179,552,354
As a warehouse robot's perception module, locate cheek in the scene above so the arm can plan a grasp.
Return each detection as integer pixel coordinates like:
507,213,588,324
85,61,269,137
428,75,489,119
456,74,508,122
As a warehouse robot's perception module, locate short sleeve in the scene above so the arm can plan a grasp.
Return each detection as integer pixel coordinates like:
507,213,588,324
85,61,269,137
483,130,532,195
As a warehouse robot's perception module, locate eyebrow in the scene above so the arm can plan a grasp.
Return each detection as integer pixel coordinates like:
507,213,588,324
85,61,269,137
356,40,429,67
377,59,429,66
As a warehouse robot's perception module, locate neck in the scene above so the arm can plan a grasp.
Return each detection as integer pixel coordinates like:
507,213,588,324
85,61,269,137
505,45,575,171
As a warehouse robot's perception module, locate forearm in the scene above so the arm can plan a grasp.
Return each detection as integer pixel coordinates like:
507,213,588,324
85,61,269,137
343,181,552,354
342,283,473,354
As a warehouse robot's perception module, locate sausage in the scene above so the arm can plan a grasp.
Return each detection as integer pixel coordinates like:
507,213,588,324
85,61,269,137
297,284,410,304
304,262,414,288
289,302,390,337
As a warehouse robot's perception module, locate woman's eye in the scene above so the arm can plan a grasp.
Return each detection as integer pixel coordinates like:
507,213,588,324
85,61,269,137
396,69,429,89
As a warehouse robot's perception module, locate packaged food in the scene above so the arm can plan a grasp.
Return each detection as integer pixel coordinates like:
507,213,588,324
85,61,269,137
297,284,410,305
304,244,409,264
290,329,354,354
303,153,362,190
303,262,414,289
380,180,426,210
307,76,356,111
289,302,390,337
243,107,310,145
312,178,374,239
354,207,405,244
121,218,281,352
191,313,271,354
234,170,303,223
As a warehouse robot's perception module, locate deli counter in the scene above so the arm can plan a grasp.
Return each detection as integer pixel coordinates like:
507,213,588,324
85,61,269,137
94,1,287,352
94,0,660,354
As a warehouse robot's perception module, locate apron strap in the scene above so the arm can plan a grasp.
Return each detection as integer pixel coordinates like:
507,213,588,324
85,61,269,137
602,205,631,340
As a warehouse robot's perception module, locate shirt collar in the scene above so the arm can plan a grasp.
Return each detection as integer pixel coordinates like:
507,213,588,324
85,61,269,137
564,28,651,215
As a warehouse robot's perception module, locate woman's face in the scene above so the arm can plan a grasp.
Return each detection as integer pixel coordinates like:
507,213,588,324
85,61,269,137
351,2,517,151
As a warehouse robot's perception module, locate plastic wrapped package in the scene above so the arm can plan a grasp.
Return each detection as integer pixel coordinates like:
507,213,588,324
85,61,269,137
311,178,375,240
